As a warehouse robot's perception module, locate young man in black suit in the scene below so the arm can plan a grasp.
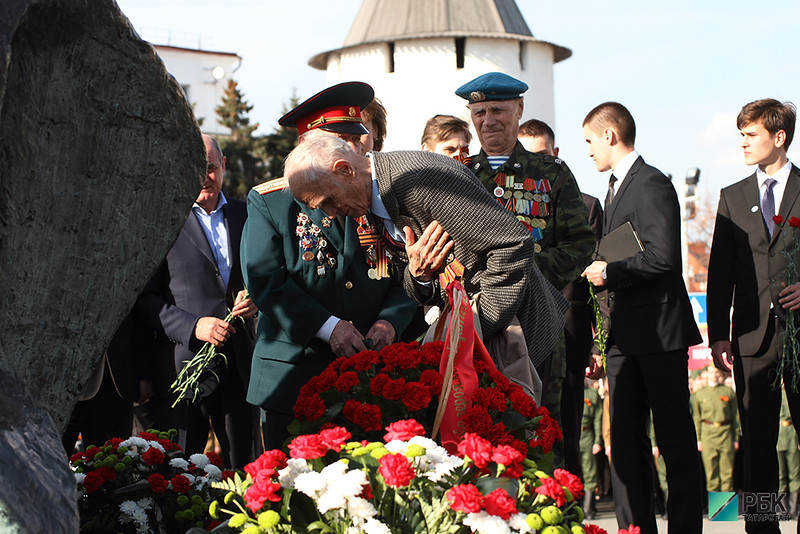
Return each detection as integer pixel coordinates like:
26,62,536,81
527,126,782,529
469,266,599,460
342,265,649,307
581,102,703,534
707,98,800,534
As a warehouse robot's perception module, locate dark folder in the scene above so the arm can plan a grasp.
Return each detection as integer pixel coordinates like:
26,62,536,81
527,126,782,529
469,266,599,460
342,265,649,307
597,221,644,262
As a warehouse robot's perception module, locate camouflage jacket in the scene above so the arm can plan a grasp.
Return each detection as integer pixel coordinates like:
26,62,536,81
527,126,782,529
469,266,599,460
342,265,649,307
470,142,595,290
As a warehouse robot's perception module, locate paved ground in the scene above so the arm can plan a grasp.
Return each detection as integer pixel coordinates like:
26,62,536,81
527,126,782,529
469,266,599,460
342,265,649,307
584,497,798,533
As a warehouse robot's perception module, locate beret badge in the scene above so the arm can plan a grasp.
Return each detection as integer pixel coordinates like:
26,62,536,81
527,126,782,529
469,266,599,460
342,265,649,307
469,91,486,102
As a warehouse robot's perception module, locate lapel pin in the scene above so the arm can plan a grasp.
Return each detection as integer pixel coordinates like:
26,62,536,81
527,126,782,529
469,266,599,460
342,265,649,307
751,205,758,212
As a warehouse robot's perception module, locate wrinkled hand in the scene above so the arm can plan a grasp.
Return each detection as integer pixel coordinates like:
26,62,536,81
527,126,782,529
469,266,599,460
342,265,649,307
231,290,258,319
194,316,235,347
582,260,608,286
405,221,454,282
365,319,396,352
779,282,800,311
329,320,367,357
711,340,734,371
586,353,605,379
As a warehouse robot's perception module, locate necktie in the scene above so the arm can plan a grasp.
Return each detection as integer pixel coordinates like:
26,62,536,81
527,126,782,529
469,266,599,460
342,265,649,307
762,177,777,237
604,174,618,213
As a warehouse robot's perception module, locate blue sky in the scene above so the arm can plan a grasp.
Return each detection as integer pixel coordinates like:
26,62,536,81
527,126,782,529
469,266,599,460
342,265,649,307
116,0,800,205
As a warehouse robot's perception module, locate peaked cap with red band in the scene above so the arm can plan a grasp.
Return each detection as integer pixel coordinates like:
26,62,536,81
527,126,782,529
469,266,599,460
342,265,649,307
278,81,374,136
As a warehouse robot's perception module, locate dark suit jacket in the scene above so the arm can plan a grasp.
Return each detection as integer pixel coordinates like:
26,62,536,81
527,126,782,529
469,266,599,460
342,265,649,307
603,156,701,355
707,164,800,356
562,193,603,371
370,150,569,367
137,198,255,399
241,184,417,412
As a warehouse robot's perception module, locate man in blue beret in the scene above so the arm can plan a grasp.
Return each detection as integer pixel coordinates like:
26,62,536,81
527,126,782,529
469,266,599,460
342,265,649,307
456,72,595,469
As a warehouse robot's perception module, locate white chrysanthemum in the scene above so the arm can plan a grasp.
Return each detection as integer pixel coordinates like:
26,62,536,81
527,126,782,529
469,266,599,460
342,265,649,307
314,463,367,513
74,473,85,485
119,436,147,449
119,500,138,515
293,471,327,498
508,513,532,533
278,458,312,489
346,496,377,522
136,497,153,510
362,518,392,534
169,458,189,470
126,450,138,459
463,511,511,534
384,440,410,454
190,453,209,468
204,464,222,479
131,508,149,525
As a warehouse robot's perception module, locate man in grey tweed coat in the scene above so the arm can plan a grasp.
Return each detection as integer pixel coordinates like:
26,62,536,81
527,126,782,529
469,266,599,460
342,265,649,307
284,134,568,368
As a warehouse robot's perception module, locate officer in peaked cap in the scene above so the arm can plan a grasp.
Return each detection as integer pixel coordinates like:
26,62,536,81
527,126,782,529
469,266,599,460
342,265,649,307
241,81,416,450
457,71,595,471
455,71,529,103
279,81,374,151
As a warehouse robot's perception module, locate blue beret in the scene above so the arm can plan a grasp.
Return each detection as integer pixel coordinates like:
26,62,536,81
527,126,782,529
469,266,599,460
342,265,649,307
455,72,528,103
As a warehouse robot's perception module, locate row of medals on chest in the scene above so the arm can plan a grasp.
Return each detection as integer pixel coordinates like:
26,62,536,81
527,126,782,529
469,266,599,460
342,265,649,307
296,212,389,280
492,173,551,253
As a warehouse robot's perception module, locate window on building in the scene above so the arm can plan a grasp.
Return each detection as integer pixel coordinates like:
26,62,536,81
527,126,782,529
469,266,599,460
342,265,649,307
519,42,526,71
455,37,465,69
387,42,395,73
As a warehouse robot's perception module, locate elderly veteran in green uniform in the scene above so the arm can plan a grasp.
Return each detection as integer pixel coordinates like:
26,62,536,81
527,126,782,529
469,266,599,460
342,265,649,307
241,82,417,450
691,367,739,492
778,388,800,519
580,381,604,519
456,72,595,466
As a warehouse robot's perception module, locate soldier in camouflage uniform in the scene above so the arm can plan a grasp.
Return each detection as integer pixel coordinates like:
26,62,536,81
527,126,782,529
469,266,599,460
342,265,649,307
581,381,604,518
455,72,595,468
691,367,739,492
778,388,800,518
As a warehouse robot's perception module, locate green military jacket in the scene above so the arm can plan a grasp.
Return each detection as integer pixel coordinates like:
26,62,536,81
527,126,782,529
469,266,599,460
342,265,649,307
470,142,595,290
778,388,799,452
581,387,603,446
691,384,739,444
241,179,417,412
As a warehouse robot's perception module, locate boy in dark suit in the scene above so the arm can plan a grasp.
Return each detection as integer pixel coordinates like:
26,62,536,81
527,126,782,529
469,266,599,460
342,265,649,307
581,102,703,534
707,98,800,534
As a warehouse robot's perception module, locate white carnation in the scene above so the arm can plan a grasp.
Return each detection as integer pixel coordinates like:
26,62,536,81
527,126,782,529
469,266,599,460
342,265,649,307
278,458,311,489
293,471,327,499
73,473,85,485
463,511,511,534
145,441,165,453
204,464,222,479
362,518,392,534
508,513,532,533
346,496,377,522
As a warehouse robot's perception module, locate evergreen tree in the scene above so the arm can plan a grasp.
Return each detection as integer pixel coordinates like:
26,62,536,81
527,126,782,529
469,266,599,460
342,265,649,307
215,79,263,199
260,91,300,181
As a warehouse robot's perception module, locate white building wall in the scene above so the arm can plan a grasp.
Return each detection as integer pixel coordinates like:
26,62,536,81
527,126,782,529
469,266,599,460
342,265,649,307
154,47,240,136
325,37,556,153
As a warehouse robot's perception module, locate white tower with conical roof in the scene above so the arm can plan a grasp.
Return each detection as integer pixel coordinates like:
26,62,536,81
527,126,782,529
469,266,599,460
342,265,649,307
309,0,570,151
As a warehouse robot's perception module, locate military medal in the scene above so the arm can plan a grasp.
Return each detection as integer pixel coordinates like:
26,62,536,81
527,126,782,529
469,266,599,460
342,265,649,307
356,216,392,280
297,212,338,277
493,186,504,198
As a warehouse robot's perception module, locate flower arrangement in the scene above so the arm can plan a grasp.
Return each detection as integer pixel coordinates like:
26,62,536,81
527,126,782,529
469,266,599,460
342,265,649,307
772,215,800,392
289,341,562,470
70,430,231,533
208,421,601,534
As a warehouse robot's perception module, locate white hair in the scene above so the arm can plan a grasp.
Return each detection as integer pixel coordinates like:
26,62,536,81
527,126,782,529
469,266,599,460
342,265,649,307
284,133,355,190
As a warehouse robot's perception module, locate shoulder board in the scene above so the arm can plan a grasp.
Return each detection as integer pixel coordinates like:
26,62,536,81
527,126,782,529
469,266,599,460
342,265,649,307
253,177,288,195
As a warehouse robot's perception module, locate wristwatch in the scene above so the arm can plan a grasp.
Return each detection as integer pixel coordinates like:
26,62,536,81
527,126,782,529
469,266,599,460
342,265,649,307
601,267,607,281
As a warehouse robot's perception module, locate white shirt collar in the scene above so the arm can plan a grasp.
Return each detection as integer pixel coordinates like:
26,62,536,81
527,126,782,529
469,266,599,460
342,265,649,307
192,192,227,214
756,159,792,185
611,150,640,183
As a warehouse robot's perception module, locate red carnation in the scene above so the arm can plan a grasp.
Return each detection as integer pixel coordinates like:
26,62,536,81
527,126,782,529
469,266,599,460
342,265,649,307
402,382,432,412
535,476,567,507
446,484,484,513
170,474,191,494
491,445,524,478
245,449,288,479
458,433,492,469
96,466,117,482
148,473,169,493
343,400,383,432
205,451,224,468
509,389,537,418
382,377,407,400
320,426,351,450
107,437,123,451
583,525,608,534
553,468,584,499
316,368,338,390
294,392,326,421
790,216,800,228
774,215,784,225
221,470,235,481
288,434,329,460
378,452,416,487
370,373,391,396
245,477,282,512
619,526,641,534
385,419,426,442
138,431,158,441
418,341,444,365
334,371,360,392
484,488,518,519
142,447,165,466
84,446,101,460
419,369,444,391
82,470,106,494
